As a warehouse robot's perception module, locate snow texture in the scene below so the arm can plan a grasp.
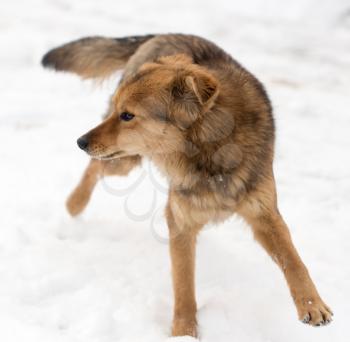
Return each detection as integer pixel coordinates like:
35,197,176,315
0,0,350,341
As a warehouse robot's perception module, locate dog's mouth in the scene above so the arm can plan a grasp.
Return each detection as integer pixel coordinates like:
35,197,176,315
91,150,125,161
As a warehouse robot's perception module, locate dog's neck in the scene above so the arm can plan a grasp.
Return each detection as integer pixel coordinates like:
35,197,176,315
151,139,234,193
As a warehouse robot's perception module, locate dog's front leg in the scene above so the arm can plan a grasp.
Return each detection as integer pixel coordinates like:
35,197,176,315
166,200,200,338
66,159,102,216
66,156,141,216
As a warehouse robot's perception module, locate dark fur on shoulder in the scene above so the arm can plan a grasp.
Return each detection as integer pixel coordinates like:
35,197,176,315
42,33,332,338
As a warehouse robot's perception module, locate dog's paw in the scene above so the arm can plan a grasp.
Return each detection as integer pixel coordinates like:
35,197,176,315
66,187,91,216
172,318,198,338
298,298,333,327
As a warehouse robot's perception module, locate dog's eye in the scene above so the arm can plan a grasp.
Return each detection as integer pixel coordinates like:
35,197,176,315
120,112,135,121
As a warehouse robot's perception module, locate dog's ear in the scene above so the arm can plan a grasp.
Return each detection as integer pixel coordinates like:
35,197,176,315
184,73,219,107
170,70,219,129
172,70,219,109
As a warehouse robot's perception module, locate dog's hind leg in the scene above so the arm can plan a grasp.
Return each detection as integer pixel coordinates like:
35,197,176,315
66,156,141,216
238,177,333,327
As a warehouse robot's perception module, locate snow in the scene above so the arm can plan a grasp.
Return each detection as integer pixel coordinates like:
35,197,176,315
1,0,350,341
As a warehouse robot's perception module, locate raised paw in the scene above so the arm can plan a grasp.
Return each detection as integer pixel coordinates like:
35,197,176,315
172,317,198,338
298,298,333,327
66,185,93,216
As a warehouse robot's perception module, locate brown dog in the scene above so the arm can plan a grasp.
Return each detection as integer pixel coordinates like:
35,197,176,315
42,34,332,337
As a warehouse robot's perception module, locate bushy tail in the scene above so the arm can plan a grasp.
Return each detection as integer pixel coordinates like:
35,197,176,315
41,35,155,79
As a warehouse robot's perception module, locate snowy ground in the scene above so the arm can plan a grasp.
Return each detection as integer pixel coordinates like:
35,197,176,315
1,0,350,341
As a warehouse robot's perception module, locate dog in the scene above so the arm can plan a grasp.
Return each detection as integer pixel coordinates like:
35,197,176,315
42,34,332,337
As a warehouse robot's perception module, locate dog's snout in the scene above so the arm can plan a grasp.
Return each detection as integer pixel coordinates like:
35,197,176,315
77,136,89,151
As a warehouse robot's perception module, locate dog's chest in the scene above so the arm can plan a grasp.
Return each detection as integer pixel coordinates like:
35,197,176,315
172,173,246,223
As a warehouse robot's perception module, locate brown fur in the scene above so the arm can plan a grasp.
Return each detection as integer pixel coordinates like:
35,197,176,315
42,35,154,79
43,33,332,337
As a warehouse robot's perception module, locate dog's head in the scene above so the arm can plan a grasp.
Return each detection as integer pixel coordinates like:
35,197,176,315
77,54,219,160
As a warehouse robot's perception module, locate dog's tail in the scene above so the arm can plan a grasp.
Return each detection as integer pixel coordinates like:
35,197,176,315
41,35,155,79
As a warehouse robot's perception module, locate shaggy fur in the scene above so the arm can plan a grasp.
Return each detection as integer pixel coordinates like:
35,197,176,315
42,33,332,338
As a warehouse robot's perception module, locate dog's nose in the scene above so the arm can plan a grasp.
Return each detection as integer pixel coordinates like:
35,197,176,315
77,136,89,151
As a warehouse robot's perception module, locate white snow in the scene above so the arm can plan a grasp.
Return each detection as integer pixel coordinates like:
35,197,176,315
1,0,350,341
